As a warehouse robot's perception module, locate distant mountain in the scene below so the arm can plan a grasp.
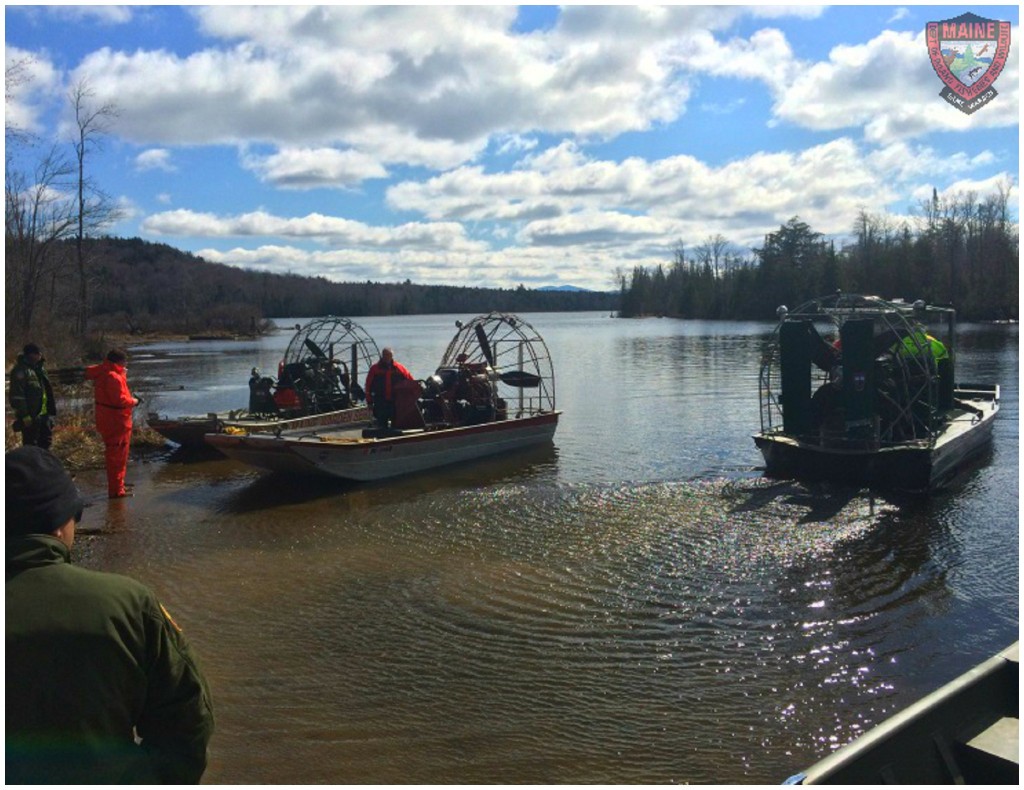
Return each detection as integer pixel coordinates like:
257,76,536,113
537,285,592,292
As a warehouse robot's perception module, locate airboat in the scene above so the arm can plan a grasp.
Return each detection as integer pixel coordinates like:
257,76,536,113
147,317,378,449
754,293,999,492
205,312,561,480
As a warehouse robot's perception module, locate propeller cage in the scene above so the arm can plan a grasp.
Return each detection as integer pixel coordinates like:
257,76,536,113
439,312,556,417
279,317,381,409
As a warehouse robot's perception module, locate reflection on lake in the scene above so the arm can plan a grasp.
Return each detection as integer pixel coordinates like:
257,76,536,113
70,313,1018,783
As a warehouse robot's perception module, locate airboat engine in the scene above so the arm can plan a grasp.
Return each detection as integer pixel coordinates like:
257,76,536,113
276,317,380,416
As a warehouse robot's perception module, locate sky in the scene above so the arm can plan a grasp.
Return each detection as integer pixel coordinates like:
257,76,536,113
4,3,1019,292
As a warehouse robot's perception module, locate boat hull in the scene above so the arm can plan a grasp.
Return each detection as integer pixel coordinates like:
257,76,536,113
788,642,1018,784
206,411,561,481
147,415,220,447
755,387,998,492
148,406,369,449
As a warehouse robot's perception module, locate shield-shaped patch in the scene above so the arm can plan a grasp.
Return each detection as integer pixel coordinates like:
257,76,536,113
926,12,1011,114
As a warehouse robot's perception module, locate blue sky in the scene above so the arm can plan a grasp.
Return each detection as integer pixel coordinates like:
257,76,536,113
5,4,1019,291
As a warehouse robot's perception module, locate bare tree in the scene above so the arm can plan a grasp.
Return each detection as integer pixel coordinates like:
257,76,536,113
5,56,36,148
69,79,121,336
5,146,77,333
693,233,730,277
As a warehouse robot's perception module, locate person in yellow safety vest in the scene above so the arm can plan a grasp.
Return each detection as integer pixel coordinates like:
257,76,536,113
9,343,57,449
891,326,955,415
894,328,948,362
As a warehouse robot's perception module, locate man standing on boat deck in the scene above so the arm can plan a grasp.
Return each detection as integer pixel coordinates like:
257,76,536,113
85,348,140,498
5,447,215,784
365,347,415,428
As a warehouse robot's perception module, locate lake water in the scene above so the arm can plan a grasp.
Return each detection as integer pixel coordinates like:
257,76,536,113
72,312,1018,784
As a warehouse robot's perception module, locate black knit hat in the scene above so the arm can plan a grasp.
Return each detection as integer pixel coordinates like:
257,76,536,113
23,343,41,356
6,447,85,536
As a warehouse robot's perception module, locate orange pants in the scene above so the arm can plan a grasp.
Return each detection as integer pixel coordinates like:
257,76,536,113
102,433,131,497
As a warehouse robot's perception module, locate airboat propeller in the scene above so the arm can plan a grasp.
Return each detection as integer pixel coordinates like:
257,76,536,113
496,370,542,388
474,323,495,366
469,315,547,388
303,337,328,359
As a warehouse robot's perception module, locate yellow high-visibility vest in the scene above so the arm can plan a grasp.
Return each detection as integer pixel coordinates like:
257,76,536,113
896,330,948,360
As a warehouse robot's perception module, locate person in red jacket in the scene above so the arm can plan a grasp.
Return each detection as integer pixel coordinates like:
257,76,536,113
364,347,415,428
85,348,140,498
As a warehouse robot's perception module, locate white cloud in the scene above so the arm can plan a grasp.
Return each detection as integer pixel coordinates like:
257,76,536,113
46,6,133,25
151,132,1015,292
749,6,826,21
700,97,747,115
65,6,780,168
772,27,1019,140
241,147,388,189
388,139,913,229
113,195,141,224
496,135,539,156
17,6,1013,179
9,5,134,26
142,209,487,253
911,174,1018,208
517,211,675,248
865,142,997,182
519,140,588,173
384,135,1015,253
193,242,662,291
135,148,176,172
4,48,62,134
688,27,801,92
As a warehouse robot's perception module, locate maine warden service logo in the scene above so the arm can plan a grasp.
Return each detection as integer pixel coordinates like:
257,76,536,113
926,12,1011,114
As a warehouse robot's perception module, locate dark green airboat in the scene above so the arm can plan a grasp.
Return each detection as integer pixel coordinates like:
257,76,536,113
754,294,999,492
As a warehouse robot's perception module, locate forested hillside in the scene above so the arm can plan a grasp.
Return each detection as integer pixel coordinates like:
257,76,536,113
618,188,1018,321
7,235,616,339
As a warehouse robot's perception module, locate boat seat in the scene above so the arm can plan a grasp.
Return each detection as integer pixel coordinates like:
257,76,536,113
963,716,1019,766
360,427,425,439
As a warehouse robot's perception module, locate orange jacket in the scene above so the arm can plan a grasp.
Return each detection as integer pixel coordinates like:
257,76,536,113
85,360,137,436
365,361,414,404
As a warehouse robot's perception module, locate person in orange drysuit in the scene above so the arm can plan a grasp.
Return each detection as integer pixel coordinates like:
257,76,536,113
85,348,140,498
364,347,415,428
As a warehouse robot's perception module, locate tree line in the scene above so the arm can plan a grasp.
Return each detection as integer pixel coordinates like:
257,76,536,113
6,235,616,340
618,185,1018,322
76,236,617,333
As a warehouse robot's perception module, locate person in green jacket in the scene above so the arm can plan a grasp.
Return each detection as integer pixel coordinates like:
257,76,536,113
5,447,215,784
8,343,57,449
